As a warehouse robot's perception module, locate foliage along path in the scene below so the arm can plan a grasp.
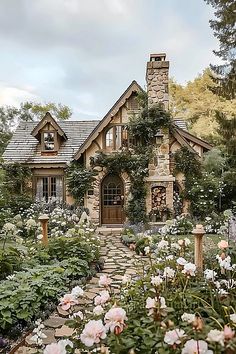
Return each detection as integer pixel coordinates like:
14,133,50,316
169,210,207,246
15,230,143,354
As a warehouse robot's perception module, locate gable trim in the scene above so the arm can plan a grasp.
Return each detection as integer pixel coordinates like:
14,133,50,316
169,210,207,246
73,80,144,160
171,127,199,156
31,112,67,140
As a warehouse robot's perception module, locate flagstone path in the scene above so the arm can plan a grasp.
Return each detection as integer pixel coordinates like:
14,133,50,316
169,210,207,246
14,230,144,354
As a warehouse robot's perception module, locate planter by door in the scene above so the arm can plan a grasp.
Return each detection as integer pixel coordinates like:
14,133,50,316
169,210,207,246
101,174,124,225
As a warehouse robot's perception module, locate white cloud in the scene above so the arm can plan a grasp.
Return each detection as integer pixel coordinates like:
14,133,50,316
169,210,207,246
0,84,40,106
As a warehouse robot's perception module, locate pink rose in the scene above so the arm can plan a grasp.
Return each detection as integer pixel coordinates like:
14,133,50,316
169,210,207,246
80,319,107,347
44,340,73,354
59,293,78,311
99,275,112,288
218,240,228,250
104,307,127,334
224,325,235,340
94,290,110,306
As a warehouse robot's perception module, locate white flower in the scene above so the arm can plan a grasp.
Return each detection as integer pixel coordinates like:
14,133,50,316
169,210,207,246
182,339,213,354
163,267,175,279
177,257,188,266
44,339,73,354
207,329,225,346
184,238,191,246
80,319,107,347
171,242,181,250
230,314,236,323
204,269,217,281
70,311,83,320
216,255,232,270
93,305,104,316
182,263,196,276
160,296,167,309
37,234,43,240
164,328,186,345
144,246,150,255
71,286,84,298
151,275,163,286
166,255,174,260
157,239,169,250
181,313,195,323
6,274,16,280
122,274,131,285
26,218,37,229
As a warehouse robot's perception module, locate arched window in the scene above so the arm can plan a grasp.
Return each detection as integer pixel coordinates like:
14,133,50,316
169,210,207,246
105,125,131,150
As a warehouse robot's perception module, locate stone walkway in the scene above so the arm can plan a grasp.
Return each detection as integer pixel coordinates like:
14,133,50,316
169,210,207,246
14,230,143,354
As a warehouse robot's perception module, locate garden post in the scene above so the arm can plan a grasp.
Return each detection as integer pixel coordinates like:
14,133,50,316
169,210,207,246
38,214,49,246
192,224,205,272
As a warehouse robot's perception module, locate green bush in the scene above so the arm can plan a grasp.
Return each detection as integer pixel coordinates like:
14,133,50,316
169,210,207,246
0,247,23,280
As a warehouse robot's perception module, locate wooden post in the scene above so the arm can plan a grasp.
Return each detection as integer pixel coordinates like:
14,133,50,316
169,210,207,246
38,214,49,246
192,224,205,271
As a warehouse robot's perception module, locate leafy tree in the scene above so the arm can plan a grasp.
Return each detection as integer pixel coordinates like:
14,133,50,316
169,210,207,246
169,69,236,140
204,0,236,99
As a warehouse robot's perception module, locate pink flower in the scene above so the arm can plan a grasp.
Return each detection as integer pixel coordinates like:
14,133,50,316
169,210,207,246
164,328,186,345
218,240,228,250
44,340,73,354
94,290,110,306
224,325,235,340
59,293,78,311
181,339,213,354
104,307,127,334
99,275,112,288
80,319,107,347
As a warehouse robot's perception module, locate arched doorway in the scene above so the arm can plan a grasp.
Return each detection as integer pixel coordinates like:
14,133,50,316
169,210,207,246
101,174,124,225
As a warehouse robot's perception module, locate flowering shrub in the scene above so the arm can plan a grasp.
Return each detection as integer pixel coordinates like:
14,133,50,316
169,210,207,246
38,237,236,353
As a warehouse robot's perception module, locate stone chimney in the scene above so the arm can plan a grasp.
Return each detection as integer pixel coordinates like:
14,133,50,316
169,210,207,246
146,53,169,110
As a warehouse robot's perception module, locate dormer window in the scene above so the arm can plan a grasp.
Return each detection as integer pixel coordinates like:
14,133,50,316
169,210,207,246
31,112,67,155
42,131,56,151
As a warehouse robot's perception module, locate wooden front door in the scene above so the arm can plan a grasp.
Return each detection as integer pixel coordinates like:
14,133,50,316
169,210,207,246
101,174,124,225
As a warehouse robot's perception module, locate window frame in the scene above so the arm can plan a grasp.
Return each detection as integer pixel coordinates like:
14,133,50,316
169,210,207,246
41,130,58,152
104,124,134,150
34,175,65,202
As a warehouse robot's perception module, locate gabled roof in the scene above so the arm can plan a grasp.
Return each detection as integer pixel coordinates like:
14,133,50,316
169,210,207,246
31,112,67,140
73,80,144,160
173,119,188,131
3,120,99,165
175,126,212,150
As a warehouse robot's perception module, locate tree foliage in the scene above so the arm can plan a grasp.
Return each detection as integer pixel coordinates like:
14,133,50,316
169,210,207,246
169,69,236,140
204,0,236,99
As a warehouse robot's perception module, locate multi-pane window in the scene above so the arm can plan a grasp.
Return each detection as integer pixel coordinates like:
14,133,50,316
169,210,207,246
105,125,134,150
43,132,55,151
36,176,63,202
103,182,122,206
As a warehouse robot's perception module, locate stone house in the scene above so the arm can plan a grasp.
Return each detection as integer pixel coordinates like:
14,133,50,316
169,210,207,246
3,53,212,226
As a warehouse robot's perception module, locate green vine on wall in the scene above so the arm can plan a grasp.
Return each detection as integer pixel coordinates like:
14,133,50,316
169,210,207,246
90,101,174,224
66,163,97,205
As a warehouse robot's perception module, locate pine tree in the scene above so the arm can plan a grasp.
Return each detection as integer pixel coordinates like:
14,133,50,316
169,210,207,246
205,0,236,99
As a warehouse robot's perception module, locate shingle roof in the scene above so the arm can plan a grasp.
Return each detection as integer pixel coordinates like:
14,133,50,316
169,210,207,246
173,119,188,131
3,120,100,165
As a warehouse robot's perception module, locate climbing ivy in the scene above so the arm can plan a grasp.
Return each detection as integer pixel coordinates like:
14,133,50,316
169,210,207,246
66,163,97,205
90,103,174,224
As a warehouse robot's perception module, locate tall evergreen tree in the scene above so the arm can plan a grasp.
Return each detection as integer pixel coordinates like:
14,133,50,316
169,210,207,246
205,0,236,99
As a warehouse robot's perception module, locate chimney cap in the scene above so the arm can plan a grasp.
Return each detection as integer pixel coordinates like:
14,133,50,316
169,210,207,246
150,53,166,62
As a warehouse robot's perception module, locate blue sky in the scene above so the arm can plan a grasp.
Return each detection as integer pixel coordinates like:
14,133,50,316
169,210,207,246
0,0,219,120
